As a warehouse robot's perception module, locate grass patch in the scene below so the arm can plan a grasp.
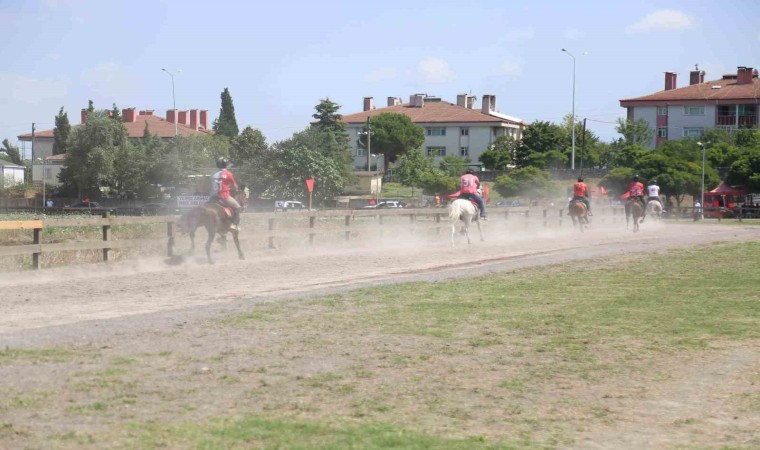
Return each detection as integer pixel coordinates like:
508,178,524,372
128,416,530,450
0,348,75,364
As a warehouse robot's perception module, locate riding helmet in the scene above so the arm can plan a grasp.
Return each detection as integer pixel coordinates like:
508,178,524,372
465,168,475,175
633,174,639,181
651,179,657,184
216,157,229,169
577,177,584,182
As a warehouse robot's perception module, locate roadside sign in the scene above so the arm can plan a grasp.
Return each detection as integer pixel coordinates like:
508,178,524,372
177,195,209,208
305,178,315,193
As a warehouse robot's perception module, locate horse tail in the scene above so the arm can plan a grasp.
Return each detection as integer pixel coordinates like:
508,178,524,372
448,200,463,220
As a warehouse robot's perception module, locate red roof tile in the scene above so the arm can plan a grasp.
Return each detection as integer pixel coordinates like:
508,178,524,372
341,101,523,126
620,76,760,105
18,114,211,140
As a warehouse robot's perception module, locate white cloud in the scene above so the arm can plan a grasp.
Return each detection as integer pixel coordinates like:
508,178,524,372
498,58,523,77
80,61,134,98
0,73,70,105
563,28,583,40
626,9,695,34
364,67,398,83
417,57,455,84
504,26,534,42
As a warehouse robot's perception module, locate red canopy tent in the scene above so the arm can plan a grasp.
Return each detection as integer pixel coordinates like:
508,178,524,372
704,181,746,216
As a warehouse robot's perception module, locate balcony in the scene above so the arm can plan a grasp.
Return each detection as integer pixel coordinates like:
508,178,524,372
716,114,757,128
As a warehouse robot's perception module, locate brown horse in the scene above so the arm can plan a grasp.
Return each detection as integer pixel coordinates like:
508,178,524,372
178,200,244,264
568,200,589,232
625,198,645,232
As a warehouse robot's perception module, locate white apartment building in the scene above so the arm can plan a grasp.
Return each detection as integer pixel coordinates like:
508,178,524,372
341,94,525,171
620,66,759,147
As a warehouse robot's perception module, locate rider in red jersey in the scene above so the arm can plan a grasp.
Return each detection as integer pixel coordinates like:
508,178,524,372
210,157,241,230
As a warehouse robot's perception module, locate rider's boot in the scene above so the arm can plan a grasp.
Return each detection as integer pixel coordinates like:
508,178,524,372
230,210,241,230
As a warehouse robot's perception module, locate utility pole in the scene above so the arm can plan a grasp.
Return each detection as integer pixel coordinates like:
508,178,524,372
580,118,587,177
31,123,36,187
366,116,371,172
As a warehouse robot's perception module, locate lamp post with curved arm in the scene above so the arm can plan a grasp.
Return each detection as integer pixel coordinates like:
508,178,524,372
161,68,178,137
561,48,576,171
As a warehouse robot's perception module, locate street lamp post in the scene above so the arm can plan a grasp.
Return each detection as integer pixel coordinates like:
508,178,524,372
697,141,706,220
37,157,46,210
562,48,576,171
161,68,178,137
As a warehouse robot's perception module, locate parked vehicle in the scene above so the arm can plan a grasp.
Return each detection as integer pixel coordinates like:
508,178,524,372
376,201,407,209
63,201,114,215
275,200,307,212
496,200,521,207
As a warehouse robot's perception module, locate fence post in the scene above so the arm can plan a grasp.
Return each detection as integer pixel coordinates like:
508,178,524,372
504,209,509,220
344,215,351,241
166,220,175,257
32,226,42,270
435,213,441,235
268,218,276,249
309,215,316,245
559,208,563,227
102,211,111,262
525,209,530,229
543,209,547,227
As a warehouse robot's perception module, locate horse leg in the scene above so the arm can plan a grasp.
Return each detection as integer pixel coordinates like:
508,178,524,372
463,218,472,244
476,217,484,242
232,230,245,260
450,222,456,246
189,230,196,254
205,224,215,264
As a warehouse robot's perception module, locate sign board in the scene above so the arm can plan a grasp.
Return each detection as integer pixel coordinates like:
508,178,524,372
177,195,210,208
305,178,315,193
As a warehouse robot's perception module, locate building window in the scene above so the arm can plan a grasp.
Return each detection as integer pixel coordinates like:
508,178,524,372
683,127,704,138
460,128,469,136
683,106,705,116
44,167,52,180
460,147,469,156
426,127,446,136
426,146,446,157
657,127,668,138
657,106,668,116
356,147,367,157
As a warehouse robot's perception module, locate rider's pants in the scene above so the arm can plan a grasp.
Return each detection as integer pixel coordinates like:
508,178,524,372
218,196,241,224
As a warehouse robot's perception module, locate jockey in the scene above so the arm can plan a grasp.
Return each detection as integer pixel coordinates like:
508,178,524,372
629,174,646,220
570,177,592,216
647,179,663,210
459,168,487,220
210,157,242,230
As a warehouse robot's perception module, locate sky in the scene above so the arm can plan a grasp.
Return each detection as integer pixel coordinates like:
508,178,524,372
1,0,759,158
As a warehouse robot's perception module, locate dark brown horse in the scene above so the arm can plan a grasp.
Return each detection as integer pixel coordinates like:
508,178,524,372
568,200,589,232
178,200,244,264
625,198,645,232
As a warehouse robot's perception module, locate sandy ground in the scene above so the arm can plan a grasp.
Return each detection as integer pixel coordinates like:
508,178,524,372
0,220,758,449
0,220,757,344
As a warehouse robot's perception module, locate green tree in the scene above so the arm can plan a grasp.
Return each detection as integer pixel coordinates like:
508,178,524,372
395,148,438,195
87,100,95,113
418,171,458,196
110,103,121,121
728,145,760,192
267,144,345,204
615,118,653,147
358,113,424,174
515,121,566,168
112,142,148,198
438,155,470,177
52,107,71,155
480,135,516,170
311,98,352,164
232,127,272,195
1,139,23,165
493,167,557,201
213,87,239,138
59,111,126,197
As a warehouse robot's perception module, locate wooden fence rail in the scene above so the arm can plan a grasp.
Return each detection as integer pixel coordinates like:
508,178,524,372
1,206,625,270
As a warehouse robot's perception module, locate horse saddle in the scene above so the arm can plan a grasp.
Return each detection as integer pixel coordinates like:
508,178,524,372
207,200,234,219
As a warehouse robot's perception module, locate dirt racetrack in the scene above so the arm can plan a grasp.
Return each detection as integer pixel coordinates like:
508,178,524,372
1,220,757,344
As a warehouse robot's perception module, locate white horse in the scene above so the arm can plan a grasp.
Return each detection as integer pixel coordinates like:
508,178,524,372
646,199,664,220
448,198,484,245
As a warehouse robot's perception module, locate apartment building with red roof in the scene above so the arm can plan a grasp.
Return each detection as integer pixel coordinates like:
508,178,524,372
19,107,212,187
342,93,525,171
620,66,759,147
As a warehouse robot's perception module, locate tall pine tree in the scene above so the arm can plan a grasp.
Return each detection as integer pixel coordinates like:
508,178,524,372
111,103,121,121
53,107,71,155
213,88,239,138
